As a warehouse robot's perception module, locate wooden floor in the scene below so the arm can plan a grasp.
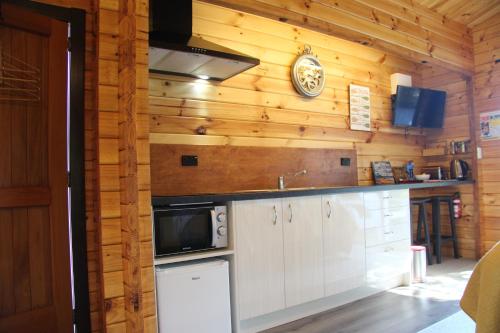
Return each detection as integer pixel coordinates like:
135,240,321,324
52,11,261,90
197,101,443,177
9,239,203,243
262,258,476,333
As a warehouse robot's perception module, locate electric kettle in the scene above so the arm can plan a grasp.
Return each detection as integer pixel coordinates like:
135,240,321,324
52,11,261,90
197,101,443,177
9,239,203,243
450,159,469,180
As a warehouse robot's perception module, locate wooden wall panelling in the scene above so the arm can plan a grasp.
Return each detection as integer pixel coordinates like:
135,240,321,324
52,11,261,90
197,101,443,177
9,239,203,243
150,145,358,196
118,0,145,331
200,0,473,74
473,15,500,255
150,1,426,190
415,0,500,27
96,0,155,331
418,62,480,259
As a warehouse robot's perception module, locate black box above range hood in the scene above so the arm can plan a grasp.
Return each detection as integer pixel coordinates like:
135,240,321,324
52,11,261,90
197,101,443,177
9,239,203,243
149,0,260,81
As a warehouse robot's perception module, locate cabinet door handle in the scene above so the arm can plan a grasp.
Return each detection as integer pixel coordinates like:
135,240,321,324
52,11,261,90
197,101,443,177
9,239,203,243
288,203,293,223
383,195,392,199
272,205,278,225
326,200,332,219
384,213,393,217
384,231,394,235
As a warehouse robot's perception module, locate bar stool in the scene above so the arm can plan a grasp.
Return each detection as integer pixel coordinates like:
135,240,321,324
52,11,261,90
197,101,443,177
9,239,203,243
410,197,433,265
429,195,460,264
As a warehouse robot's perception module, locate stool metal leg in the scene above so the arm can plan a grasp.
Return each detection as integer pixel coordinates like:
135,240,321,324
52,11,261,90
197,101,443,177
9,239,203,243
447,200,460,259
432,198,442,264
416,204,423,242
421,204,433,265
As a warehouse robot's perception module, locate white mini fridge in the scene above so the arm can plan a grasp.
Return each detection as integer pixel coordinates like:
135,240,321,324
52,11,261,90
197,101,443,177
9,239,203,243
155,259,232,333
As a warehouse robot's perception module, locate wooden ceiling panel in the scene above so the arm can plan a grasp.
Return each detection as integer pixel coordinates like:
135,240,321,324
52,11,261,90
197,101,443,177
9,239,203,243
416,0,500,27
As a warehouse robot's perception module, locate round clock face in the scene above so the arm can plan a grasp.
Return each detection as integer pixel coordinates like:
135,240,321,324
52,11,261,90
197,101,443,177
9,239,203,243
291,54,325,97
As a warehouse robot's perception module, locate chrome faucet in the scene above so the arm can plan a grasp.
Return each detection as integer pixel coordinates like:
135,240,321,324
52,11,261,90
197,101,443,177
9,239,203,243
278,169,307,190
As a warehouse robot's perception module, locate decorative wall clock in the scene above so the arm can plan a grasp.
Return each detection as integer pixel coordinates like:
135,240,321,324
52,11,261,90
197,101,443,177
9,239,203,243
291,45,325,97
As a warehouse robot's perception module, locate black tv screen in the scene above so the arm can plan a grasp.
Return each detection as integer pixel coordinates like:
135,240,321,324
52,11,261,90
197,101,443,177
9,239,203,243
392,85,446,128
392,86,420,127
416,88,447,128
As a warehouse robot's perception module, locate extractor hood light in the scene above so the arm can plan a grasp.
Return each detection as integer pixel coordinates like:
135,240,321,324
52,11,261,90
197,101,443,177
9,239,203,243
197,75,210,80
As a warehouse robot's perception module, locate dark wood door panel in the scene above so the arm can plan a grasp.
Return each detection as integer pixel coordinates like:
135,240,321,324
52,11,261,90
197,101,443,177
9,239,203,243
0,206,53,317
0,3,72,332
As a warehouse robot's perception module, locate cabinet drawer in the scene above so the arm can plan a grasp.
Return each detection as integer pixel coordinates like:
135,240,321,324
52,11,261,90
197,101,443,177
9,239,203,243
364,206,410,229
366,239,412,282
365,223,410,247
364,190,409,210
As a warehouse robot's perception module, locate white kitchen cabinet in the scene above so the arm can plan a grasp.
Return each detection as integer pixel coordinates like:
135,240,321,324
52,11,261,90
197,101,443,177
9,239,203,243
364,189,409,210
282,196,324,307
364,206,410,229
322,193,366,296
366,239,412,288
233,199,285,320
364,190,412,290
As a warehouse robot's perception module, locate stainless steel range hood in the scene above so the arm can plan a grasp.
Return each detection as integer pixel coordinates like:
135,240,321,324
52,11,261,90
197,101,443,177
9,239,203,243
149,0,260,81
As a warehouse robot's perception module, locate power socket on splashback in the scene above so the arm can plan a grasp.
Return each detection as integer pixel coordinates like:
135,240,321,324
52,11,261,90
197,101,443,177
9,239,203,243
181,155,198,166
340,157,351,166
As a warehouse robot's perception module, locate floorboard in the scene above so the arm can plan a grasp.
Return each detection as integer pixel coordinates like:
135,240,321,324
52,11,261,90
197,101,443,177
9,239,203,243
262,258,476,333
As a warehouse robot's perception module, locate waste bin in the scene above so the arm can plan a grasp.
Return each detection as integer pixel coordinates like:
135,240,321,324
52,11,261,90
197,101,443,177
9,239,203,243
411,245,427,283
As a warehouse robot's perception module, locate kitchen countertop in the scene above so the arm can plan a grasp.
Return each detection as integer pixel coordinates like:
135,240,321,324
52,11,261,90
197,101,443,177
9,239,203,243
152,179,474,205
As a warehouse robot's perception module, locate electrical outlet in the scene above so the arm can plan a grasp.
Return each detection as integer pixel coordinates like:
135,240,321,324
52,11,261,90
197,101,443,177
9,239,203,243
181,155,198,166
340,157,351,166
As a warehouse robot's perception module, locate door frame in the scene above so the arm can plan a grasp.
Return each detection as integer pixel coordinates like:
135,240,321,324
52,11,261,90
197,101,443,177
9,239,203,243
1,0,89,331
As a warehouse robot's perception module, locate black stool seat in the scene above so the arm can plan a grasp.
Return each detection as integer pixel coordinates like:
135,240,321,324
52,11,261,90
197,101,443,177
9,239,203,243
410,197,433,265
429,195,460,263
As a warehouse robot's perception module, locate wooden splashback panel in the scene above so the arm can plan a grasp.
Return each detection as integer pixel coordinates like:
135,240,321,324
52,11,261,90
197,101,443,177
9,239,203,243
151,145,357,196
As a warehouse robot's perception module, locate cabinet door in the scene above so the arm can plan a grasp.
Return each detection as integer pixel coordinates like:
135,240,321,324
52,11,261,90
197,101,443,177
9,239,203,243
366,239,412,289
234,199,285,320
282,196,324,307
323,193,366,296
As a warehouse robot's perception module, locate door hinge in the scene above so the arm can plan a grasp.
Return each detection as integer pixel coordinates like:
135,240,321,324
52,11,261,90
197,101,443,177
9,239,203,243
73,308,77,325
68,171,71,188
67,37,72,52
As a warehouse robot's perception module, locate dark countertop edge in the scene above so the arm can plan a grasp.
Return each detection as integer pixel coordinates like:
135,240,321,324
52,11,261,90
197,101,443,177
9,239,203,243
152,180,474,205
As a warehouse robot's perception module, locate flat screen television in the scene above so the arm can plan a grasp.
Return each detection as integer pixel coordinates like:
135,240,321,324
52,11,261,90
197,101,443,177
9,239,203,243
392,85,446,128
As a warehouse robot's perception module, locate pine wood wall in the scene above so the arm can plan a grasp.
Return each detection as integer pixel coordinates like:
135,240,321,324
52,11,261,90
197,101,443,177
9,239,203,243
410,66,478,259
473,15,500,255
201,0,474,74
149,1,427,187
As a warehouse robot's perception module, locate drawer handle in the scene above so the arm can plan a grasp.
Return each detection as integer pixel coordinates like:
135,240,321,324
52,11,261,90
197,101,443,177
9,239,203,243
288,203,293,223
383,196,392,199
384,231,394,235
384,247,394,252
384,214,393,217
272,205,278,225
326,200,332,219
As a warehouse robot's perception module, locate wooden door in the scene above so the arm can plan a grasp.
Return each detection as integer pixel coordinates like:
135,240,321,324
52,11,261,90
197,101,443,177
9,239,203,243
322,193,366,296
233,199,285,320
0,3,72,333
282,196,324,307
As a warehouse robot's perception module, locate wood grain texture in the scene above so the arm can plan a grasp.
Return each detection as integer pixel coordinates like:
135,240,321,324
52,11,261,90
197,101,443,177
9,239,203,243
0,10,72,332
151,145,357,196
200,0,473,73
150,1,427,189
472,15,500,255
117,0,145,331
416,0,500,27
415,65,479,259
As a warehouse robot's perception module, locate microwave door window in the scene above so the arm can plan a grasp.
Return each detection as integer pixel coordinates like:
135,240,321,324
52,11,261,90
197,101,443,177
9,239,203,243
155,209,212,255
